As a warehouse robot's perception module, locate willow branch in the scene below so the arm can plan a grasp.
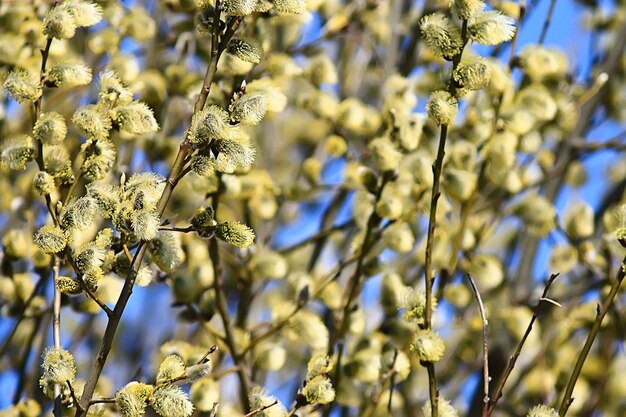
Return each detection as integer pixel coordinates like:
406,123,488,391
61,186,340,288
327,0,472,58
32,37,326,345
558,255,626,416
466,274,489,417
487,273,559,416
52,257,62,417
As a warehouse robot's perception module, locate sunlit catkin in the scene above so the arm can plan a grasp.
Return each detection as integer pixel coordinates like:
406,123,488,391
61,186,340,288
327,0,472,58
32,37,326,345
33,112,67,145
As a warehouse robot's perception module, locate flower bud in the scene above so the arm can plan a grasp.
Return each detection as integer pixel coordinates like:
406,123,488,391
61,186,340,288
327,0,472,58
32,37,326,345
254,340,287,371
468,11,516,45
426,90,458,125
47,63,92,88
289,310,328,351
443,168,478,201
190,378,219,412
452,0,486,20
99,69,133,106
114,101,159,136
43,6,77,39
40,346,76,384
3,70,41,103
453,58,492,91
87,181,120,217
302,376,335,405
221,0,257,16
115,382,153,417
250,248,288,279
65,0,103,27
82,139,116,181
231,93,267,126
383,222,415,253
304,54,338,85
121,8,156,42
60,196,98,231
72,104,112,139
73,242,106,274
527,405,558,417
33,112,67,145
273,0,307,14
157,355,186,385
227,38,262,64
419,13,463,59
43,145,72,181
464,255,504,291
324,134,347,157
248,387,288,417
34,225,69,254
562,201,594,239
422,398,459,417
149,233,185,273
368,137,402,172
216,221,255,248
411,328,445,362
307,353,333,378
513,192,557,236
55,276,82,295
1,135,35,170
150,385,194,417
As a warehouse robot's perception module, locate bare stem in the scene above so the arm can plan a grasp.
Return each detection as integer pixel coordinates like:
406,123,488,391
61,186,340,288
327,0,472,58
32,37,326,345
76,2,243,412
52,257,62,417
558,256,626,416
487,273,560,415
466,274,490,417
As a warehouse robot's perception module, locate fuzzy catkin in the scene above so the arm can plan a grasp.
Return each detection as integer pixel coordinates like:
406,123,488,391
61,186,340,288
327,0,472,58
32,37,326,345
419,13,463,59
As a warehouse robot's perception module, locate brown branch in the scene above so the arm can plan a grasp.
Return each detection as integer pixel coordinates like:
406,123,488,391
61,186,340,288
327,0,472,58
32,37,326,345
558,255,626,416
466,274,489,417
243,400,278,417
52,257,62,417
75,2,243,413
487,273,560,416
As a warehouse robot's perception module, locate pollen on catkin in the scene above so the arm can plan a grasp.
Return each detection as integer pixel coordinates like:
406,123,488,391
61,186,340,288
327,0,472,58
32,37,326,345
421,397,459,417
149,233,185,273
64,0,103,27
149,385,194,417
0,135,35,170
81,139,117,181
451,0,485,20
273,0,307,14
419,13,463,60
214,136,256,173
188,105,229,146
527,405,558,417
227,38,263,64
99,69,133,105
43,6,77,39
114,101,159,136
231,92,268,126
411,328,445,362
87,181,120,217
156,355,187,385
34,225,69,254
216,221,255,248
3,70,41,103
453,58,492,91
55,276,83,295
72,104,112,139
184,362,212,382
47,62,93,88
302,376,335,405
60,196,98,231
426,90,458,125
40,346,76,384
248,387,288,417
468,11,516,45
115,382,153,417
220,0,257,16
190,155,216,177
33,112,67,145
307,353,333,378
43,145,72,180
33,171,56,195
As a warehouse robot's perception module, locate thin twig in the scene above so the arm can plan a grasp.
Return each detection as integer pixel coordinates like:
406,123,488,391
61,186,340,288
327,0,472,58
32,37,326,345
243,399,278,417
52,257,62,417
76,2,242,413
538,0,557,45
487,273,560,416
466,274,490,417
558,256,626,416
